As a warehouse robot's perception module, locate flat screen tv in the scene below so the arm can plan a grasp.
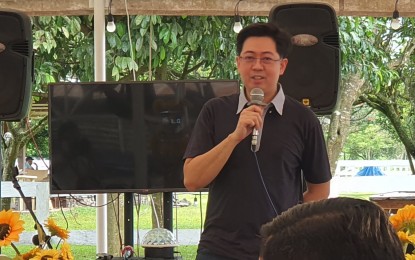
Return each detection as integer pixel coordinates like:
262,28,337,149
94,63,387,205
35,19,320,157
48,80,239,194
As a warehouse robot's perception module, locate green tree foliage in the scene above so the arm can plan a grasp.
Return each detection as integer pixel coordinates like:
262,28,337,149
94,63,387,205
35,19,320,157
343,105,406,160
354,17,415,169
339,17,393,87
33,16,95,86
327,16,415,174
106,15,260,81
26,125,49,158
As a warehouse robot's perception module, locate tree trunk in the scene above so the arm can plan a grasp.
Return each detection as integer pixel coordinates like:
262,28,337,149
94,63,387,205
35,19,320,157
107,193,124,256
361,90,415,175
151,193,164,228
326,74,365,175
1,119,46,209
0,198,12,210
407,148,415,175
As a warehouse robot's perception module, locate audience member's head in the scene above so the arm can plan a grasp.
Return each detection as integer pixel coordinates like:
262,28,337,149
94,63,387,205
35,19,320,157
259,197,404,260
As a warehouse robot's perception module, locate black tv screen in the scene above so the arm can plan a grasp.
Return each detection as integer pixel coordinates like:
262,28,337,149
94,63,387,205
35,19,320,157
49,80,240,194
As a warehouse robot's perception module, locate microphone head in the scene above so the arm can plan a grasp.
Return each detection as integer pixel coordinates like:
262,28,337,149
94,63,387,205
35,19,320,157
250,88,265,105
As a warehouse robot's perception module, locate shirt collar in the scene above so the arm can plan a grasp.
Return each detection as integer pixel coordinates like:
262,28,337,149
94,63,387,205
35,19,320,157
236,83,285,115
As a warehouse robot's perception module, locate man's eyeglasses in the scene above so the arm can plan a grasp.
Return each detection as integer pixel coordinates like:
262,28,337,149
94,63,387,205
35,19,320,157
239,56,282,65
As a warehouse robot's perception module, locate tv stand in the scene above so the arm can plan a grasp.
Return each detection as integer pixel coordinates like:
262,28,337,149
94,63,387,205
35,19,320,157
163,192,173,231
124,192,134,246
123,192,174,245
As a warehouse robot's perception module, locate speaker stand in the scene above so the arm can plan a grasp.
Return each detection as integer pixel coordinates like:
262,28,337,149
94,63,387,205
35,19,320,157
123,192,174,247
11,166,52,249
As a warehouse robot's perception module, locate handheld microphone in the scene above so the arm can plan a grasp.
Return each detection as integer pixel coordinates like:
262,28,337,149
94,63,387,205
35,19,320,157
249,88,265,152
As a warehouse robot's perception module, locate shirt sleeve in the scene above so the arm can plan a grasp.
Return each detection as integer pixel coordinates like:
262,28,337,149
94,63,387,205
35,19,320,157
183,102,215,160
301,116,332,184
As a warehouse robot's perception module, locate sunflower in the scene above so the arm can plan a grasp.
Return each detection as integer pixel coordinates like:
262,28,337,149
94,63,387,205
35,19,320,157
391,205,415,257
0,210,25,247
44,218,69,240
390,205,415,234
398,231,415,245
60,241,74,260
31,249,60,260
406,254,415,260
15,247,41,260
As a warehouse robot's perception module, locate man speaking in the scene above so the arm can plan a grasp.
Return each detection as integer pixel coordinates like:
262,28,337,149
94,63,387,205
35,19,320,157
183,22,331,260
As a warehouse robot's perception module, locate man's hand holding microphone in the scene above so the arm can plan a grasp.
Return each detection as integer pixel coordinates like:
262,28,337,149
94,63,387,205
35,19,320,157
229,88,266,152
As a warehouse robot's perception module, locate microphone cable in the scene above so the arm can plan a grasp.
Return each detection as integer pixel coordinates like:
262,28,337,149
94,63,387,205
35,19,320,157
253,152,279,217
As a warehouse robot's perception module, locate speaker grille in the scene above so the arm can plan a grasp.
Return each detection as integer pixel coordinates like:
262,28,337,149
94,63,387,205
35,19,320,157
323,34,340,48
0,10,33,121
11,40,30,57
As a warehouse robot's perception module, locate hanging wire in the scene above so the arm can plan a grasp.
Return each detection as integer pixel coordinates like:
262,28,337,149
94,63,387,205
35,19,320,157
234,0,243,16
134,194,142,257
393,0,400,18
149,18,153,80
391,0,401,30
106,0,116,32
233,0,244,33
124,0,136,80
108,0,113,14
174,193,179,242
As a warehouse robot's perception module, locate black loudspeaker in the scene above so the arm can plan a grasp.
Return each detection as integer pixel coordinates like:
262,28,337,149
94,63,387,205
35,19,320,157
269,3,340,115
0,9,33,121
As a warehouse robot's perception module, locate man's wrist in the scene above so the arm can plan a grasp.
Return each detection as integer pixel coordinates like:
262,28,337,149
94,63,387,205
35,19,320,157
227,133,242,144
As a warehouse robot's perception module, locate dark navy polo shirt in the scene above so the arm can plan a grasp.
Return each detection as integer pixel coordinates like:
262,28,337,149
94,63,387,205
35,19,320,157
184,90,331,260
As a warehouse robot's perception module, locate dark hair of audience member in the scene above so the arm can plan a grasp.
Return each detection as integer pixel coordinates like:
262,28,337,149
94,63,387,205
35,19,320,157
259,197,405,260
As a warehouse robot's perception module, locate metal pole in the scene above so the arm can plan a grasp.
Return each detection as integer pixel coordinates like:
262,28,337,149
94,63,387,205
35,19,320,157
11,167,53,248
94,0,108,254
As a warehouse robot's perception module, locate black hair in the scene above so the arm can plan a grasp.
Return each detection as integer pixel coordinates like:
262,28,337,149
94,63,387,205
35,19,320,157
260,197,404,260
26,156,34,161
236,22,292,58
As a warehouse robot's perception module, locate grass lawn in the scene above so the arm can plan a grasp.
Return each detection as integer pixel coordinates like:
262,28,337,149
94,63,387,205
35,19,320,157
17,192,372,231
19,193,208,230
338,192,376,200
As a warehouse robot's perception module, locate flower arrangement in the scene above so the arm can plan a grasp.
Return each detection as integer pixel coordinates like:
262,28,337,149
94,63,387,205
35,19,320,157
0,209,73,260
389,204,415,259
